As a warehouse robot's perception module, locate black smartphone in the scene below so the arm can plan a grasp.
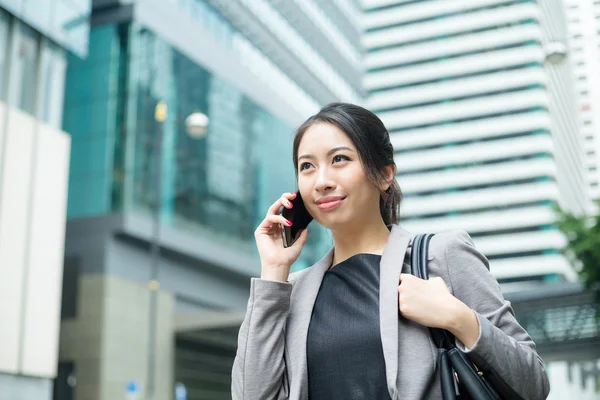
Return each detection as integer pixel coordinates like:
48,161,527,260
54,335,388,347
280,192,313,248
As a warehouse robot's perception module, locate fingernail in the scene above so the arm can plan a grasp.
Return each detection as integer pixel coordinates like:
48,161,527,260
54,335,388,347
287,200,293,207
286,220,292,226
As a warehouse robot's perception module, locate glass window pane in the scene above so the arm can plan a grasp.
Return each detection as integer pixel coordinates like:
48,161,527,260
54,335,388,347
9,23,39,115
41,42,67,128
0,10,10,101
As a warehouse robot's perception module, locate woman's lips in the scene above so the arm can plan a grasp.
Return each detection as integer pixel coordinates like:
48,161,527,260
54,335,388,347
317,198,344,210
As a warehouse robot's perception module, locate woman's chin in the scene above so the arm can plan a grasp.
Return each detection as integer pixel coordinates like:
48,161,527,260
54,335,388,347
316,215,353,231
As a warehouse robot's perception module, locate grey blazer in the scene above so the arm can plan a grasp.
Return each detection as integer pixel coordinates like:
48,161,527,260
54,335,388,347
231,225,550,400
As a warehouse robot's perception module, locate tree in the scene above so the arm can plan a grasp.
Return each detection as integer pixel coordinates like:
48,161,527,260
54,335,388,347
552,199,600,291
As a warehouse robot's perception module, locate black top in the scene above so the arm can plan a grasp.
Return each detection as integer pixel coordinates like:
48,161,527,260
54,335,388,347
306,253,391,400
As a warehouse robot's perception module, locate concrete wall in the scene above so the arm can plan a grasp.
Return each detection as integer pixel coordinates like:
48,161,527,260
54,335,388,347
0,102,71,388
60,274,174,400
60,212,255,400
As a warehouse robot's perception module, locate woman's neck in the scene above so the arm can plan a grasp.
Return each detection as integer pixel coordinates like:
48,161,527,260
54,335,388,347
329,217,391,268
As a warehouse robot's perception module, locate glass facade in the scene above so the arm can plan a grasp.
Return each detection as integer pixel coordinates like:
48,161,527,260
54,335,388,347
64,23,328,268
9,23,38,114
0,7,68,126
0,8,10,100
0,0,90,56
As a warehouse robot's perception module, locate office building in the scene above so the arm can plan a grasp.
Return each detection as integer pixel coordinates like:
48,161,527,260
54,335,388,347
0,1,90,399
363,0,589,291
59,0,362,399
564,0,600,210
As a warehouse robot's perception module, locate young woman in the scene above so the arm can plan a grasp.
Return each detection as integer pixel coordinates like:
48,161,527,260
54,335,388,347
231,103,550,400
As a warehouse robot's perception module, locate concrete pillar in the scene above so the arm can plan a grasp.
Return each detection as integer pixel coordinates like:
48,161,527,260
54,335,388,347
59,275,174,400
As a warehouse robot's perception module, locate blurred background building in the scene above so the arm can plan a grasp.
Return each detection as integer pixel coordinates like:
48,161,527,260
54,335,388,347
363,1,600,399
56,0,362,399
0,0,599,399
0,0,90,399
363,0,589,293
564,0,600,207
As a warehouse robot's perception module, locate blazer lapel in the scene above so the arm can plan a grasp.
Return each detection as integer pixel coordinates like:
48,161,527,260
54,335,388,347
380,225,413,400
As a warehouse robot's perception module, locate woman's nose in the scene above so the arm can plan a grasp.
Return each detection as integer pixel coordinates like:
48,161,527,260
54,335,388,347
314,169,336,192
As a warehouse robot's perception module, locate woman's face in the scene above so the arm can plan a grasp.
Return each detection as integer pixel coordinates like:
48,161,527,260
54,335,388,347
296,122,383,230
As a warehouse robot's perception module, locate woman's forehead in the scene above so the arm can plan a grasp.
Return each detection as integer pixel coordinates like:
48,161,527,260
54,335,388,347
299,123,355,152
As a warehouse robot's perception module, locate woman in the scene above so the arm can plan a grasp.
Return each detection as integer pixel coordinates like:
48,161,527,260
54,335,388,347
231,103,550,400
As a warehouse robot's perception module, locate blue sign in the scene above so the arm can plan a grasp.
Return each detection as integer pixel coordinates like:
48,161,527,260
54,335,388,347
175,382,187,400
126,381,140,398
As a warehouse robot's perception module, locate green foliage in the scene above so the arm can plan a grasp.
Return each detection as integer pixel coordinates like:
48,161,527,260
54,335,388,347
552,199,600,290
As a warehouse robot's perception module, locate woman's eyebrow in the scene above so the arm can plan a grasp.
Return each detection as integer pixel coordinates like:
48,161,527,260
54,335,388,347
298,146,354,161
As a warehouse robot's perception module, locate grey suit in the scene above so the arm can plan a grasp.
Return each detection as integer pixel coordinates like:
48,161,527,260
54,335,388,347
231,225,550,399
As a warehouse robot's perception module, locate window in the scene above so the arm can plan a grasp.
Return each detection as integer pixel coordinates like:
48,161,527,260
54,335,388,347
581,90,589,95
589,166,598,172
8,23,39,115
0,10,9,101
41,42,67,128
588,150,596,156
584,120,592,125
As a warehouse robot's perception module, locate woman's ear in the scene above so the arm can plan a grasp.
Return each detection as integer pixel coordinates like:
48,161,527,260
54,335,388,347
382,164,396,191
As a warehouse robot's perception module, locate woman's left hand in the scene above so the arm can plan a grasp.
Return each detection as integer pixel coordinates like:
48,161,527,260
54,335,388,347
398,273,462,329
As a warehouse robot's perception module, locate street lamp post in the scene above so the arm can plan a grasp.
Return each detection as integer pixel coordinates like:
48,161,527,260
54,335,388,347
145,103,209,400
146,100,168,400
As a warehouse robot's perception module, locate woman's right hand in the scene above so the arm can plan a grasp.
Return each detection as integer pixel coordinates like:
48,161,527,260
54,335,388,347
255,192,310,282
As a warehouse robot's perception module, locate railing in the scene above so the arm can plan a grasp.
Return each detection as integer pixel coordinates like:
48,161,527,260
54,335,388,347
507,283,600,362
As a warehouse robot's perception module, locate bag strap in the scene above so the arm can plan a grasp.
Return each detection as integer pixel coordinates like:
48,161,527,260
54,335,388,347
410,233,455,350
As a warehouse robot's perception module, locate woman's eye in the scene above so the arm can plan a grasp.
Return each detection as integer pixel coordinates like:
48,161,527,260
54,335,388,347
332,155,350,163
299,162,312,171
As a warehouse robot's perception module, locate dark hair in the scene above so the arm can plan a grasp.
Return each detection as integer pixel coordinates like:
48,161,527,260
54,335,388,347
292,102,402,226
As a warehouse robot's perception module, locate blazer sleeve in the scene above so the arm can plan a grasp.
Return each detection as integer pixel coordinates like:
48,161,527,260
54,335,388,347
443,230,550,400
231,277,291,400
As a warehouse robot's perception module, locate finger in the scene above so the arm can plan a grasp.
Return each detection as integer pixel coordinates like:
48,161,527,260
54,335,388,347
279,196,294,210
256,215,289,233
264,214,292,227
266,192,296,216
399,273,414,282
282,191,297,200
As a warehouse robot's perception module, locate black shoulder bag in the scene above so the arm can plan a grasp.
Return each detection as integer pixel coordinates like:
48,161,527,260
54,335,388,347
411,233,503,400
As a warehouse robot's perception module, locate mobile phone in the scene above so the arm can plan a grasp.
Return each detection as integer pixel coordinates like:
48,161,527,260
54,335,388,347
280,192,313,248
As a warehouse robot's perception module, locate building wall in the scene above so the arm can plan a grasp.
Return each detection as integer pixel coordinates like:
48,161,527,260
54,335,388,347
363,0,586,289
0,0,91,56
58,212,263,400
59,274,174,400
0,6,80,398
0,103,71,386
564,0,600,208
